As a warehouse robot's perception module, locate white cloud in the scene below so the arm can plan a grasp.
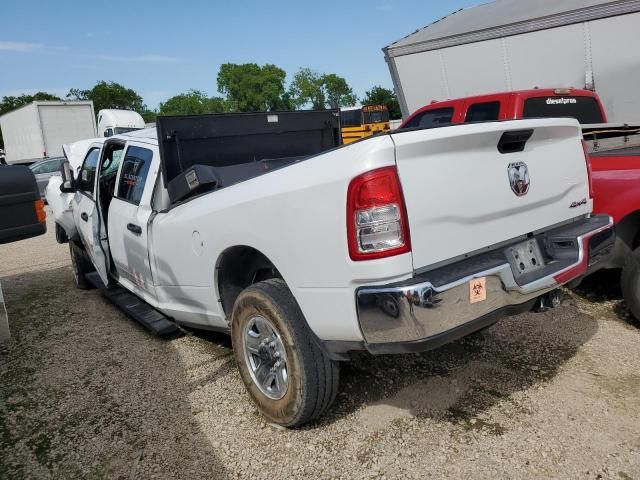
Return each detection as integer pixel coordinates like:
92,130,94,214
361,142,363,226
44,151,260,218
94,54,179,63
0,41,43,52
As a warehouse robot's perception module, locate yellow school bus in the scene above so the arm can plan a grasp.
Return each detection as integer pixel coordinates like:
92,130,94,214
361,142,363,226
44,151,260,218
340,105,390,144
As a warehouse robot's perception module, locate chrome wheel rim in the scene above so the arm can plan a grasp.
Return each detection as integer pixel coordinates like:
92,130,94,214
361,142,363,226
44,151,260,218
242,315,289,400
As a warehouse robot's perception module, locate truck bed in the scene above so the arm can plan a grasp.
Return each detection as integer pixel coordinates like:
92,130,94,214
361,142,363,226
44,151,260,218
156,110,341,204
590,146,640,157
584,124,640,158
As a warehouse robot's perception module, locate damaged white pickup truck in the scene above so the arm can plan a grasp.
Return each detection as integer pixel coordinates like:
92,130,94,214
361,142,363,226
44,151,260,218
47,110,613,426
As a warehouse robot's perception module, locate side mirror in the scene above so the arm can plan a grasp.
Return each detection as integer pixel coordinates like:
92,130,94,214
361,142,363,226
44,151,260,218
0,166,47,244
59,160,76,193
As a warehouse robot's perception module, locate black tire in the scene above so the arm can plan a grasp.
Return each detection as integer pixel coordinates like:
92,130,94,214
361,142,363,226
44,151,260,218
621,246,640,320
55,223,69,244
231,279,339,427
69,242,94,290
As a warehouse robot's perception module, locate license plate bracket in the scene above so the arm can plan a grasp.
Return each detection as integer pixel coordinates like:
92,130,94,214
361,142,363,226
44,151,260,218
507,239,545,278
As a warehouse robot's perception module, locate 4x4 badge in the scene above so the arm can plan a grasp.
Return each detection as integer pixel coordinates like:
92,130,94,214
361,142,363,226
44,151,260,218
508,161,530,197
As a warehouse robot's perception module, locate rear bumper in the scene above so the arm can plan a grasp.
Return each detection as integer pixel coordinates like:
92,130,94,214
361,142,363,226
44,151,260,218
356,215,614,354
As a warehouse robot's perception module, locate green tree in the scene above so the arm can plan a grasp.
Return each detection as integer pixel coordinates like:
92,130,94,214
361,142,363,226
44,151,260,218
322,73,357,109
217,63,290,112
159,89,227,116
140,109,157,124
289,69,357,110
288,68,325,110
361,85,402,119
0,91,61,148
66,81,145,114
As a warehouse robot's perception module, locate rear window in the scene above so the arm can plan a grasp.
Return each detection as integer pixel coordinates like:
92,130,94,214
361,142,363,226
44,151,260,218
465,102,500,123
402,107,454,129
114,127,141,135
522,96,604,124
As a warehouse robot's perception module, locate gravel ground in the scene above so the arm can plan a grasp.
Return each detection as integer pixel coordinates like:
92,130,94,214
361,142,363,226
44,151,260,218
1,213,639,479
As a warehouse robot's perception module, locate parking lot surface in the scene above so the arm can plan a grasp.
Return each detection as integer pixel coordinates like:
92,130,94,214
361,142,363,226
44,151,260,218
1,214,639,479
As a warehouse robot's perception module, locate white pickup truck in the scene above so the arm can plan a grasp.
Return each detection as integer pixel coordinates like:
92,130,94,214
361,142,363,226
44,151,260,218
47,110,613,427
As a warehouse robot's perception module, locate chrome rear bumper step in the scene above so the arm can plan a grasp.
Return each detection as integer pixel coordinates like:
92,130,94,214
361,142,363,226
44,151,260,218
356,215,614,354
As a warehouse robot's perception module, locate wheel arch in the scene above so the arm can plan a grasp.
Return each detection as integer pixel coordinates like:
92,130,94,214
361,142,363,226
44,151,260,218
601,210,640,269
215,245,283,321
617,210,640,250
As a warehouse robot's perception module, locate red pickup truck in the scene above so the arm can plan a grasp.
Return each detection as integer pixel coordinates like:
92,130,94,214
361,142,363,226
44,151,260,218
400,88,640,319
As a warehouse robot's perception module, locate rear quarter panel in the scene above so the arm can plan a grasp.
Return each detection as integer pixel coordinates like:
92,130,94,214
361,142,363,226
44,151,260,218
591,154,640,223
150,136,414,341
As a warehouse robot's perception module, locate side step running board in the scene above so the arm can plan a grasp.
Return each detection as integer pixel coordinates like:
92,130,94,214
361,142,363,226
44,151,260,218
85,272,179,336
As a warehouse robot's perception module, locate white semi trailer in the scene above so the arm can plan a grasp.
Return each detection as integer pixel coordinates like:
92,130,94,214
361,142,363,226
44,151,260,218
383,0,640,122
0,101,97,165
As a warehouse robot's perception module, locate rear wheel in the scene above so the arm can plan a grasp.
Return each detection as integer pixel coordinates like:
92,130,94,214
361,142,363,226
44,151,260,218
231,279,339,427
69,242,94,290
621,246,640,320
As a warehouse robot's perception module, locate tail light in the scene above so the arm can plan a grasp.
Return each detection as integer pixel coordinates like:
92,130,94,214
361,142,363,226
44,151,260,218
581,139,594,198
347,166,411,261
34,199,46,223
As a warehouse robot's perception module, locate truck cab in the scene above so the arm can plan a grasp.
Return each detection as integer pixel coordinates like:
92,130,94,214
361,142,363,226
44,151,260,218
97,109,145,138
401,88,607,129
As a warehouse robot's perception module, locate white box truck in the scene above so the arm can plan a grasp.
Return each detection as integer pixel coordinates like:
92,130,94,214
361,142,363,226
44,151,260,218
0,101,97,165
383,0,640,122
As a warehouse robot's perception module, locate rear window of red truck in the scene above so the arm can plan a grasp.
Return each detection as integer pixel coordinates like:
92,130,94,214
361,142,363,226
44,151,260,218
522,96,604,124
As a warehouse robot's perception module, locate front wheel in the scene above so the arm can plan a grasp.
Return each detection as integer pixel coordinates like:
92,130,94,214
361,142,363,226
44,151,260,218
69,242,94,290
231,279,339,427
621,246,640,321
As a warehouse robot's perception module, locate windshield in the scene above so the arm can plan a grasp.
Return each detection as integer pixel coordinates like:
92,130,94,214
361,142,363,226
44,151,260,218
114,127,142,135
363,110,389,124
522,96,604,124
102,148,124,176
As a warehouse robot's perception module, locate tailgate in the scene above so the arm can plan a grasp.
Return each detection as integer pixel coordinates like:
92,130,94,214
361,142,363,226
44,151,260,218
391,118,591,270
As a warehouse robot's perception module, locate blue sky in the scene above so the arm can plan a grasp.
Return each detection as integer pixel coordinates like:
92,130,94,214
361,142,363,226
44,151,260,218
0,0,482,109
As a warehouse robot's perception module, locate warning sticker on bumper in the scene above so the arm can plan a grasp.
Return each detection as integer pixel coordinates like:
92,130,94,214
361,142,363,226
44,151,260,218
470,277,487,304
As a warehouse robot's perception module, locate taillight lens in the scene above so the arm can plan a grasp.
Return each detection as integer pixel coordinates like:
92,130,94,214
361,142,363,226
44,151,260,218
582,139,594,198
347,166,411,261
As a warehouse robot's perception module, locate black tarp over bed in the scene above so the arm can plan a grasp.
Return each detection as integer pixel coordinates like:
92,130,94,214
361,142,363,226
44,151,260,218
156,110,341,204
